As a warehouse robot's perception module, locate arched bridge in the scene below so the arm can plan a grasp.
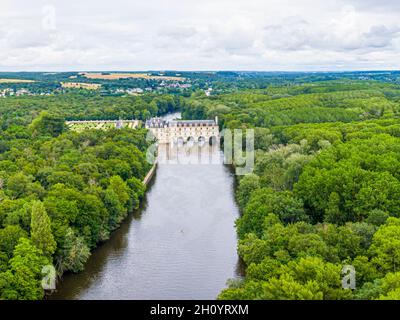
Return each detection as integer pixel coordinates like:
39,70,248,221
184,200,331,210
145,117,220,145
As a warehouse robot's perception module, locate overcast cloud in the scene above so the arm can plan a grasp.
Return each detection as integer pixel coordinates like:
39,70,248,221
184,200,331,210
0,0,399,71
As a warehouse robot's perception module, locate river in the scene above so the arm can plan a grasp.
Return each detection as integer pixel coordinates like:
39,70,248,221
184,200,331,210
50,112,242,300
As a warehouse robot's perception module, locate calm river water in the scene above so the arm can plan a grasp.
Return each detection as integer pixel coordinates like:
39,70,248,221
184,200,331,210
50,113,242,300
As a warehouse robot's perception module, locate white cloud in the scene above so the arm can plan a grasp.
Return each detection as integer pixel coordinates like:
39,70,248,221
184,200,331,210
0,0,399,71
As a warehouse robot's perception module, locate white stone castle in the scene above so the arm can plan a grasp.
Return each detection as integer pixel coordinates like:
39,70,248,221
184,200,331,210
145,117,220,144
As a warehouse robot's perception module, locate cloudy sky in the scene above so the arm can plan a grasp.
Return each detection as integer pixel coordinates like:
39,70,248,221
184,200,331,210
1,0,400,71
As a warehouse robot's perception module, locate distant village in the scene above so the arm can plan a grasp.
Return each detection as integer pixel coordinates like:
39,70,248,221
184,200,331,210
0,80,215,99
112,81,193,95
0,88,53,98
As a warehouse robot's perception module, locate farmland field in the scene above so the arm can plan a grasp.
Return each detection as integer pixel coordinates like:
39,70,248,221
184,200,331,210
81,72,185,81
0,78,35,83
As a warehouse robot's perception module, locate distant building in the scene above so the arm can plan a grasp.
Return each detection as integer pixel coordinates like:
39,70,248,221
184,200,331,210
16,89,31,96
205,87,213,96
128,88,144,94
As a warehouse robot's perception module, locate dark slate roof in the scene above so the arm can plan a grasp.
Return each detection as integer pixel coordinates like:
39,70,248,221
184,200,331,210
146,118,216,128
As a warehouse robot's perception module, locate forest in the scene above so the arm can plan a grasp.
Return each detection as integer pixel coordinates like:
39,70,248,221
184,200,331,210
2,71,400,96
182,80,400,299
0,93,184,299
2,73,400,300
0,93,183,130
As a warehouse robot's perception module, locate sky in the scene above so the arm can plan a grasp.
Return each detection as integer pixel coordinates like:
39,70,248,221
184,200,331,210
0,0,400,71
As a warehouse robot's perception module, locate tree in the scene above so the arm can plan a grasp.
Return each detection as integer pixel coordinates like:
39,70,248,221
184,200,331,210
261,274,324,300
318,224,362,262
6,173,34,199
30,201,56,257
237,188,307,238
324,192,343,224
254,128,273,151
56,228,90,273
378,272,400,299
0,238,49,300
127,176,145,210
366,209,389,226
0,225,27,259
369,218,400,274
219,257,352,300
29,111,66,137
236,174,260,209
104,176,130,229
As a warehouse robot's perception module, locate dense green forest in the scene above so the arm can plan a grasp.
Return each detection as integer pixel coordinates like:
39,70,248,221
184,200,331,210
182,80,400,299
2,73,400,300
0,93,183,130
0,93,185,299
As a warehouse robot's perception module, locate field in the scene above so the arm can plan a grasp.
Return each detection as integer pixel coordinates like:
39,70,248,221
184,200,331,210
0,78,35,83
60,82,102,90
81,72,186,81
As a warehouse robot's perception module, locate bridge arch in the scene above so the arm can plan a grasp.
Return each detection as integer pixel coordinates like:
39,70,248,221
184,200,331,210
198,136,206,147
187,136,195,147
209,135,218,146
177,137,184,146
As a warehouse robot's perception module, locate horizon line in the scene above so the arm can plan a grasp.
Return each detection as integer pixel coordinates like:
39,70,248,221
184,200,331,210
0,69,399,74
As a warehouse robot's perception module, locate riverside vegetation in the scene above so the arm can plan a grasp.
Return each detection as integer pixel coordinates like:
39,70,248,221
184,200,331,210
0,93,182,299
2,73,400,300
182,80,400,300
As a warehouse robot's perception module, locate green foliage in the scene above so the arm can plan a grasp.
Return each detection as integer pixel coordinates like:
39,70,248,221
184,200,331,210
2,76,400,300
219,257,352,300
0,111,152,299
182,81,400,130
237,188,307,238
29,111,66,137
294,135,400,223
30,201,56,257
104,176,130,229
0,93,183,130
0,238,49,300
236,174,260,209
56,228,90,274
215,80,400,300
0,225,27,259
369,218,400,274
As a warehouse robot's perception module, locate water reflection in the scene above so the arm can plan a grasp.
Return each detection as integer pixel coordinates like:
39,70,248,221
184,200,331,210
50,118,241,300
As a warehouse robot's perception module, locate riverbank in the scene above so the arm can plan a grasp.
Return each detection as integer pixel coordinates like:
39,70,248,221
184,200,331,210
50,130,241,299
143,161,158,186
